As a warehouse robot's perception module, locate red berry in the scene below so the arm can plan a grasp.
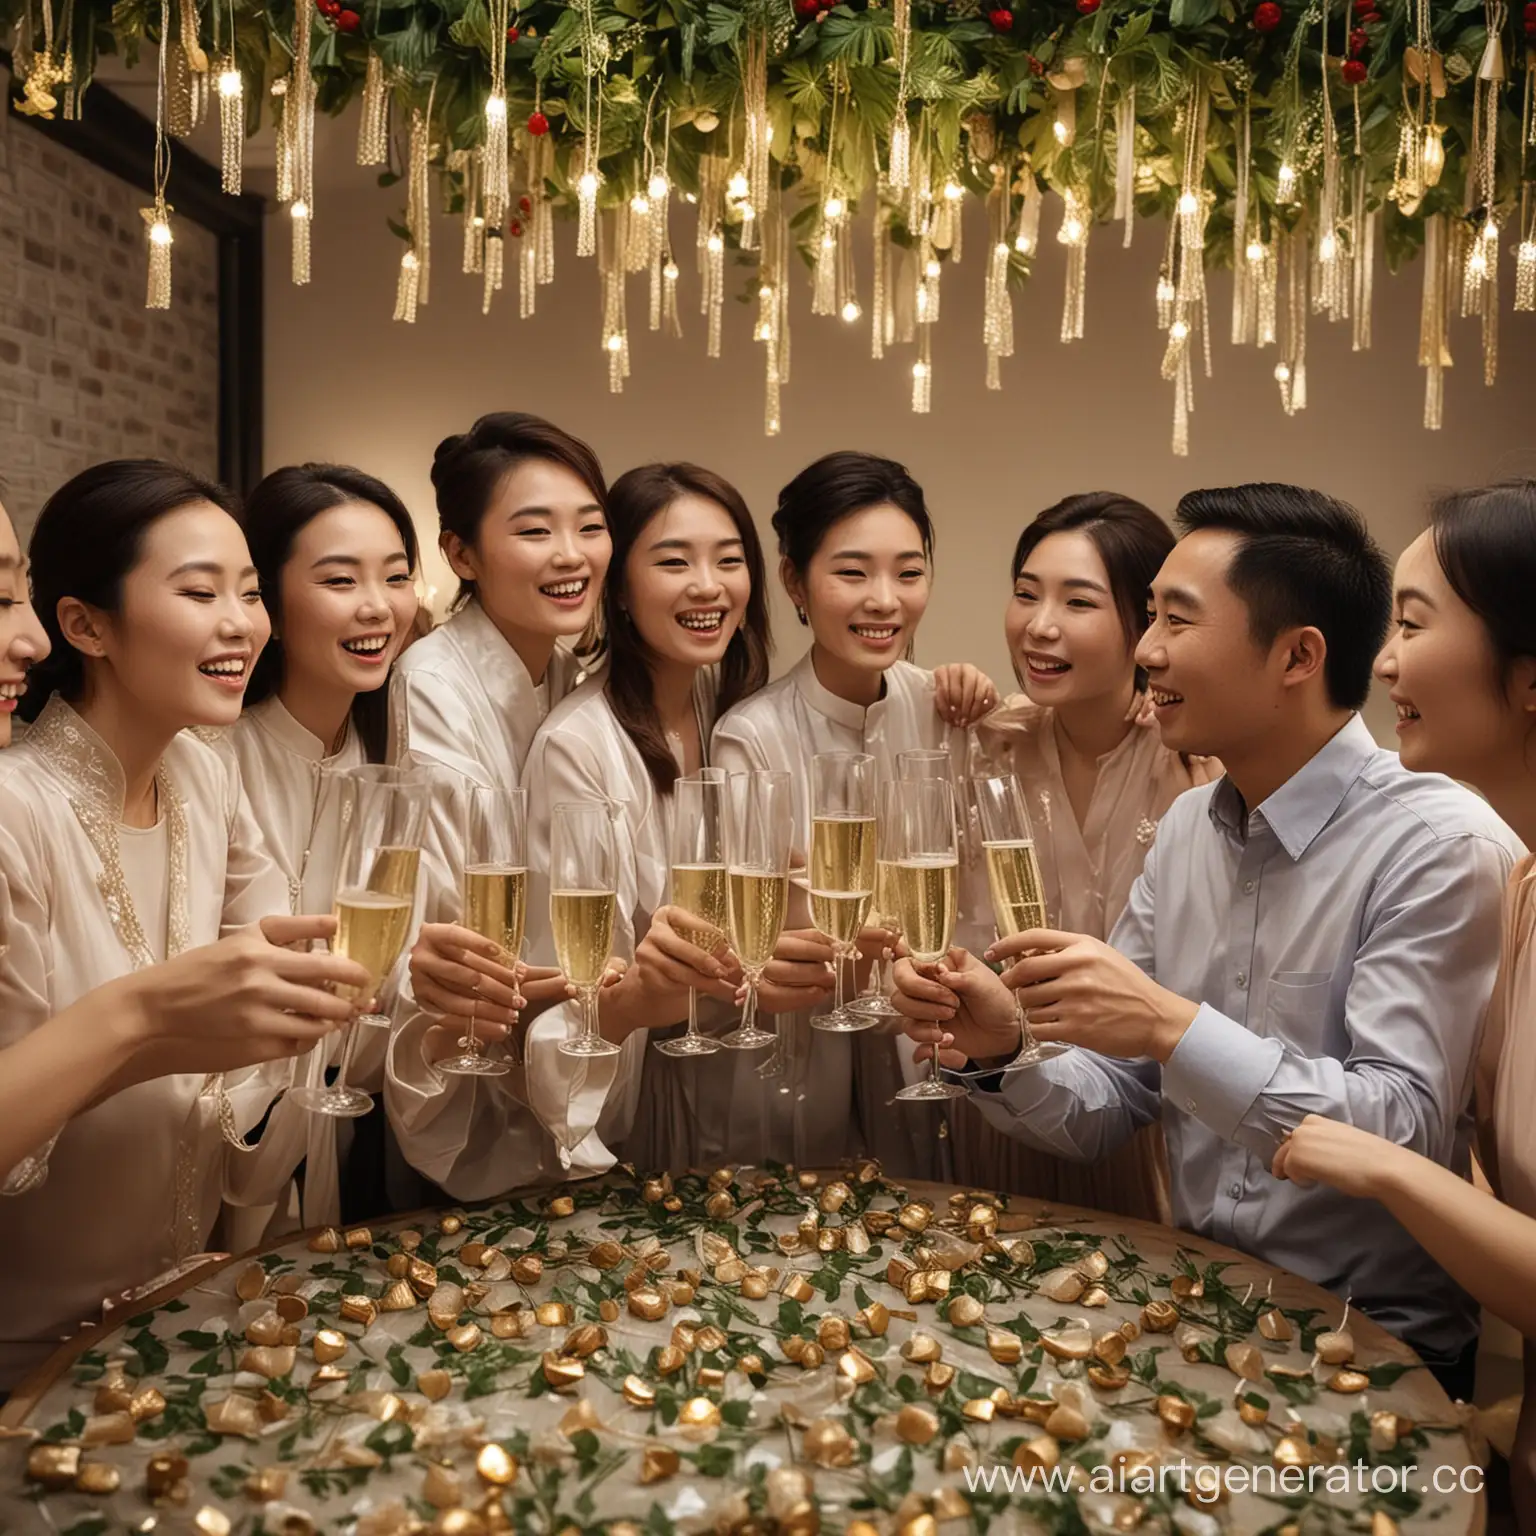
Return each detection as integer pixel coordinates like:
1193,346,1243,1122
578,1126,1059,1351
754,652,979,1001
1341,58,1367,84
335,8,359,29
1027,53,1045,76
988,7,1012,29
506,23,519,39
794,0,818,15
1526,1,1536,18
527,111,549,137
1349,27,1368,52
1253,1,1282,31
518,195,532,215
1076,0,1101,12
508,219,524,237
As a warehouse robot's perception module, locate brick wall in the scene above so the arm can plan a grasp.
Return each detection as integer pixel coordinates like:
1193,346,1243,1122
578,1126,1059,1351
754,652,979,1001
0,67,221,542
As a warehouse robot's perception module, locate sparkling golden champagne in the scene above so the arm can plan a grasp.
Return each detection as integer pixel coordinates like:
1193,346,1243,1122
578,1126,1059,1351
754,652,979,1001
983,839,1047,938
333,888,414,997
810,814,876,894
873,859,899,928
671,863,729,949
461,865,528,956
367,844,421,899
550,888,616,988
892,857,958,962
809,888,872,946
727,868,788,969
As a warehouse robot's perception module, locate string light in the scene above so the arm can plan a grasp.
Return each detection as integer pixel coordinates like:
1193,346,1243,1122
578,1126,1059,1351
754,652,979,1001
841,299,861,322
648,173,668,200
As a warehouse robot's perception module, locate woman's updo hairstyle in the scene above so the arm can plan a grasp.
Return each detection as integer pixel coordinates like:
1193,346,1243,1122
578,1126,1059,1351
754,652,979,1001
22,459,235,722
430,412,608,609
1428,478,1536,697
241,463,420,760
771,451,934,576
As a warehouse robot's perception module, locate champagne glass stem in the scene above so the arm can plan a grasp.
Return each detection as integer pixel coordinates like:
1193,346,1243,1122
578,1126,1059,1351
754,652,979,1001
333,1018,360,1097
832,946,847,1015
686,985,701,1043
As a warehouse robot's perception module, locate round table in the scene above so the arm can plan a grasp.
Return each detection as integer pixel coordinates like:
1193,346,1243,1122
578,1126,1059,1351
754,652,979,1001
0,1168,1484,1535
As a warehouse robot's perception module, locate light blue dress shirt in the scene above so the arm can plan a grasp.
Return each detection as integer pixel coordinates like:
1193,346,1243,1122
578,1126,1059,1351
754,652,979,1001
968,714,1523,1362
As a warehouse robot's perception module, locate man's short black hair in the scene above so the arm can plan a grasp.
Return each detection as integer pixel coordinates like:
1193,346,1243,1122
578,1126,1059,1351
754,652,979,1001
1175,484,1392,711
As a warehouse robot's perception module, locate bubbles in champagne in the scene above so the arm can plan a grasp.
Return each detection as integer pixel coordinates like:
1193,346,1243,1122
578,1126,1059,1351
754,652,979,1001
551,889,617,987
670,863,729,950
891,857,958,963
727,868,788,968
982,839,1046,937
461,865,528,957
333,888,414,997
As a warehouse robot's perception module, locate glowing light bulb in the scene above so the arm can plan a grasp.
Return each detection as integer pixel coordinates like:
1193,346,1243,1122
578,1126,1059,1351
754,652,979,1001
924,258,941,279
822,233,836,252
1319,231,1337,262
648,173,668,200
1170,318,1189,341
942,181,963,203
1053,119,1070,145
1246,239,1265,263
1277,162,1297,198
606,334,623,353
683,192,698,205
630,194,650,215
994,241,1009,257
291,200,309,220
1521,240,1536,263
578,171,599,198
911,360,928,379
1014,232,1033,254
824,195,845,220
485,93,507,123
472,215,485,229
706,232,723,254
841,299,861,323
1468,246,1488,278
1177,191,1199,216
663,260,680,280
760,284,773,299
1062,215,1084,244
1274,362,1291,383
1482,218,1498,242
727,171,749,200
149,218,173,246
218,68,242,98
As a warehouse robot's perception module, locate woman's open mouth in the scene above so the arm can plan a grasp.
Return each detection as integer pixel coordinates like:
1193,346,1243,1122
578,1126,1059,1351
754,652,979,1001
341,633,392,664
198,655,250,690
540,578,590,608
676,608,726,636
850,623,900,649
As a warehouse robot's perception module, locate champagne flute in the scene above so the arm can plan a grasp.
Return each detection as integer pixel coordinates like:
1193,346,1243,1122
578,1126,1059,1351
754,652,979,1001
892,776,967,1102
440,782,527,1077
847,778,904,1022
898,748,951,781
552,801,621,1060
721,770,791,1051
971,773,1072,1072
808,752,878,1033
656,774,728,1059
294,765,426,1118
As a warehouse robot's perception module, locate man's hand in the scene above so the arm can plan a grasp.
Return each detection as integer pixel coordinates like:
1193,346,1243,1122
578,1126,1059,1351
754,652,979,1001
988,929,1198,1063
889,947,1020,1067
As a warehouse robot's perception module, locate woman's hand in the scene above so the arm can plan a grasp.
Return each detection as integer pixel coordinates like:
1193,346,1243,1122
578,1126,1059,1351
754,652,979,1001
598,908,736,1040
409,922,525,1031
1271,1115,1407,1200
889,947,1021,1068
934,664,999,728
751,927,836,1015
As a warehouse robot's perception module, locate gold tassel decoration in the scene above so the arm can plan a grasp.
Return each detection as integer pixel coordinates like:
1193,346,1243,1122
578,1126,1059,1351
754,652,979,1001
911,326,932,414
166,0,210,138
272,77,293,204
697,152,726,358
143,0,174,309
646,110,678,335
1418,213,1451,428
757,189,789,435
1013,167,1042,256
599,209,631,393
741,23,770,251
462,150,485,274
1518,69,1535,311
483,0,511,243
394,103,432,323
287,0,316,285
358,52,389,166
1232,91,1253,343
1058,188,1088,342
483,229,504,314
888,0,911,190
871,191,893,361
217,57,243,196
1114,84,1137,249
1351,161,1376,351
983,166,1013,390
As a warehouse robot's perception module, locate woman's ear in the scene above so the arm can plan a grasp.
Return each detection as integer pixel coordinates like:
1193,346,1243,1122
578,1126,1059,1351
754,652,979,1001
441,531,478,586
56,597,108,659
1510,654,1536,716
780,557,808,625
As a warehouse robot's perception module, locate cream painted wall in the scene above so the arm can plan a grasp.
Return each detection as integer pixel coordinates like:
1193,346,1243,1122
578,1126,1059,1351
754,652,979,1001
266,178,1536,744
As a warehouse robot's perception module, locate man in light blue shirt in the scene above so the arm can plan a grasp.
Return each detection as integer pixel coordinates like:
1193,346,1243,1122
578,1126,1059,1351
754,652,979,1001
896,484,1522,1396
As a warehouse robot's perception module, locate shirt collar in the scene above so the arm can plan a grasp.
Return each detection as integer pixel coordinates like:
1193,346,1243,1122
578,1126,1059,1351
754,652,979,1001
790,648,888,732
251,696,351,764
1209,713,1376,861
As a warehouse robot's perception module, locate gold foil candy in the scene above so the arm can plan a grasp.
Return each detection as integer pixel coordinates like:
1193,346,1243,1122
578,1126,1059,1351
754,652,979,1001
838,1347,876,1385
393,1229,421,1254
695,1324,727,1353
313,1330,348,1364
258,1390,289,1425
797,1169,821,1189
1327,1369,1370,1394
641,1179,667,1204
280,1324,303,1348
417,1369,452,1401
677,1397,722,1438
932,1488,971,1522
243,1466,288,1502
655,1345,687,1375
238,1346,296,1380
146,1450,190,1497
966,1203,999,1241
308,1227,341,1253
925,1361,956,1394
586,1240,623,1271
819,1180,852,1213
130,1387,167,1422
458,1241,489,1268
947,1294,985,1328
75,1461,122,1495
340,1294,379,1328
1274,1435,1314,1468
491,1309,531,1339
272,1294,308,1327
802,1417,856,1466
986,1326,1023,1365
782,1335,808,1363
206,1396,263,1437
700,1232,735,1266
563,1324,607,1358
546,1195,575,1218
1013,1435,1060,1473
818,1316,851,1352
1120,1319,1142,1342
245,1310,285,1346
1371,1513,1402,1536
1186,1476,1228,1510
628,1288,668,1322
235,1263,268,1301
898,1203,932,1234
27,1444,82,1488
902,1332,942,1364
816,1227,843,1254
195,1509,233,1536
781,1274,814,1303
387,1254,411,1279
707,1166,735,1192
697,1367,726,1389
558,1399,602,1436
663,1199,682,1216
1045,1404,1089,1441
1141,1300,1179,1333
1076,1248,1109,1280
1093,1330,1127,1366
1315,1328,1355,1364
476,1443,517,1486
895,1403,940,1445
95,1383,134,1414
1370,1411,1413,1451
511,1254,545,1286
1040,1326,1093,1362
739,1270,771,1301
1037,1268,1087,1303
428,1283,466,1330
1258,1308,1293,1342
737,1353,767,1379
705,1191,737,1220
1156,1395,1196,1433
1088,1363,1131,1391
1238,1394,1270,1426
435,1512,487,1536
639,1444,679,1484
447,1322,483,1353
623,1374,657,1408
343,1226,373,1249
535,1301,572,1327
1169,1273,1203,1301
436,1213,463,1236
843,1222,871,1257
308,1364,349,1388
714,1257,748,1285
858,1302,890,1337
422,1460,463,1509
1081,1285,1110,1308
904,1269,949,1305
408,1258,440,1298
671,1322,698,1353
1017,1396,1055,1424
597,1298,620,1323
541,1352,584,1391
962,1398,996,1423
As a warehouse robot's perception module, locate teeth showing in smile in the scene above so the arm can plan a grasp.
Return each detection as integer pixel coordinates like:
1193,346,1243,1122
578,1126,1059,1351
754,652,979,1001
851,625,898,641
200,659,247,677
677,611,724,632
1150,687,1183,706
1026,654,1069,673
0,682,23,700
541,579,588,598
342,636,389,655
1396,703,1421,721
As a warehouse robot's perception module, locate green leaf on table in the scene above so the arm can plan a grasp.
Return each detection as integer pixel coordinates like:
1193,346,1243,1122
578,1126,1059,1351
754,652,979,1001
720,1399,752,1428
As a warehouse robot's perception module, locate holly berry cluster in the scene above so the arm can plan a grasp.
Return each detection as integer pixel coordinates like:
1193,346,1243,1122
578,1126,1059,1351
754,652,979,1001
1252,1,1281,33
508,194,532,238
794,0,837,20
316,0,360,29
1525,0,1536,41
1341,0,1379,85
990,0,1095,24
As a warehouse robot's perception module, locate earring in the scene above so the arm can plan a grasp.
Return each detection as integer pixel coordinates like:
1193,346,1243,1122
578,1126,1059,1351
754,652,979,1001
796,606,808,627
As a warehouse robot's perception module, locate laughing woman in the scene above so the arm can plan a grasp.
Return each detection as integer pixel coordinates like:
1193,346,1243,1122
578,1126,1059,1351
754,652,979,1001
386,413,615,1195
952,493,1219,1220
0,462,318,1390
217,464,422,1238
711,451,996,1178
1273,480,1536,1525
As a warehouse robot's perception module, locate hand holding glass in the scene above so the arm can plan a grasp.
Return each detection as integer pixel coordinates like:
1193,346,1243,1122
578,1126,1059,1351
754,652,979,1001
722,771,791,1051
552,801,621,1060
808,752,878,1033
657,773,729,1058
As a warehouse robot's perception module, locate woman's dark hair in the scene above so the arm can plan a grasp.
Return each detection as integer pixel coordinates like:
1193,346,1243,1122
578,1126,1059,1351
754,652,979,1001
605,463,772,795
1175,483,1392,712
430,411,608,611
771,451,935,575
1010,492,1174,693
22,459,236,722
1429,478,1536,695
240,464,420,763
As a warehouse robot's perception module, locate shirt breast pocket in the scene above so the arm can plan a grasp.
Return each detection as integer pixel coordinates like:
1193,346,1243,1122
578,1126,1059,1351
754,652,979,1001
1265,971,1333,1037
